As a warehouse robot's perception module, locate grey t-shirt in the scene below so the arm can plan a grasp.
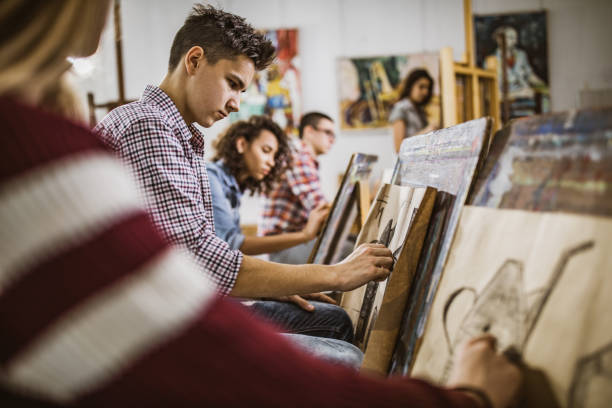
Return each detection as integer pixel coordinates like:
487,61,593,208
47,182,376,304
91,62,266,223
388,98,427,140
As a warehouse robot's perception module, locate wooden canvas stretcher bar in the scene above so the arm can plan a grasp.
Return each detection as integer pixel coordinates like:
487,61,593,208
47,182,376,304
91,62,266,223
440,0,501,132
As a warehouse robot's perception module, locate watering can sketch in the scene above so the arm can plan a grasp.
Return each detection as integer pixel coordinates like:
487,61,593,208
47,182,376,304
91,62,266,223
440,241,594,382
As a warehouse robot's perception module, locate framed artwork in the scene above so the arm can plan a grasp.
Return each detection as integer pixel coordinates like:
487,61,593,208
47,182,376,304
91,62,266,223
229,29,301,135
411,206,612,407
337,53,440,130
308,153,378,265
475,11,549,119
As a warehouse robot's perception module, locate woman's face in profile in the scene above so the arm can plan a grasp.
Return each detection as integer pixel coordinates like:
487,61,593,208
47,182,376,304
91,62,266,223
409,77,431,105
238,129,278,181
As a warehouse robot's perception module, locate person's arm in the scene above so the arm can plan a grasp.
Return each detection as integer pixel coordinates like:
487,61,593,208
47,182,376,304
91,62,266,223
393,120,406,153
240,202,329,255
96,117,242,295
447,334,522,408
230,242,393,298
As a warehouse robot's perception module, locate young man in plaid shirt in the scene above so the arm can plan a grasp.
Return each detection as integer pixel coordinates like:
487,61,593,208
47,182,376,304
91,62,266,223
259,112,336,264
94,5,394,365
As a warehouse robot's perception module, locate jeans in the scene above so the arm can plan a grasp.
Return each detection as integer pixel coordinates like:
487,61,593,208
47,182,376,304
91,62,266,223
248,299,355,343
282,333,363,369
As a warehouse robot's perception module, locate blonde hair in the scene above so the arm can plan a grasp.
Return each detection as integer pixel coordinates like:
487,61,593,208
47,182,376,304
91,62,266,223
0,0,111,96
40,74,86,123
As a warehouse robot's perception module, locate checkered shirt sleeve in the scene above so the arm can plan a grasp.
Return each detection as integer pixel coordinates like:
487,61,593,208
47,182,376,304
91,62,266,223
95,90,241,294
259,142,326,236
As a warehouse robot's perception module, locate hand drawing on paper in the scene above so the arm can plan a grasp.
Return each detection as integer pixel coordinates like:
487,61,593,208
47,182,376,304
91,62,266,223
440,241,594,382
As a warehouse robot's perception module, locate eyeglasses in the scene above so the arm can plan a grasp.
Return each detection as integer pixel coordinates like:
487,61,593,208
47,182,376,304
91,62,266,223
314,126,336,140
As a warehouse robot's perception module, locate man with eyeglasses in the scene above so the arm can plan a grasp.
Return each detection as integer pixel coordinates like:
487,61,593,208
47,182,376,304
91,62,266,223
259,112,337,264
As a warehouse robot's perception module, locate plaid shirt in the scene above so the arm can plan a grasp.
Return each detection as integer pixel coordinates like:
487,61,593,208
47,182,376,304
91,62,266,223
258,139,326,236
95,85,242,294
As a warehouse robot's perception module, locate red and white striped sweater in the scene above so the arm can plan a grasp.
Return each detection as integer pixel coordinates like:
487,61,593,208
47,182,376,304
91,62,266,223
0,97,476,407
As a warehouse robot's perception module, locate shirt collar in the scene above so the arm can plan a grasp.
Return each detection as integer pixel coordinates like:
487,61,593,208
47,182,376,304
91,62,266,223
141,85,206,155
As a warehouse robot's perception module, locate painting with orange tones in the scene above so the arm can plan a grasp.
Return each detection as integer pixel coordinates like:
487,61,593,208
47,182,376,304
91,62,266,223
230,29,301,136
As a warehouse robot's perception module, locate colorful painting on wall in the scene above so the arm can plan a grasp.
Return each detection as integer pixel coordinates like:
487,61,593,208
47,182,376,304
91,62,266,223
229,29,301,135
475,11,549,119
337,53,440,131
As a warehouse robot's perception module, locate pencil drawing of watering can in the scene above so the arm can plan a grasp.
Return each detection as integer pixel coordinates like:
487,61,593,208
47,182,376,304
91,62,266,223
440,241,594,382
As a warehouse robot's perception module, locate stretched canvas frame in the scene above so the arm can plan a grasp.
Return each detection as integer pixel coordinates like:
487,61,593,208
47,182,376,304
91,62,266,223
388,117,491,374
359,186,437,374
341,184,434,349
308,153,377,265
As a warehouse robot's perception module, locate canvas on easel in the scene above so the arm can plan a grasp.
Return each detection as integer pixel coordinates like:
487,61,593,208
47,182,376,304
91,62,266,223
388,117,490,375
360,186,437,375
308,153,377,265
340,184,436,356
410,206,612,407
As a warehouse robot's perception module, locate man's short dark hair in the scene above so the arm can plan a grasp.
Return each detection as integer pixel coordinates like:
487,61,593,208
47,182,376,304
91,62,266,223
298,112,333,139
168,4,276,71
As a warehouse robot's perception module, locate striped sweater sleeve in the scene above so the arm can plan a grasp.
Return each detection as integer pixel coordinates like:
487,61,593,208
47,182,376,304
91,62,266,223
0,98,477,408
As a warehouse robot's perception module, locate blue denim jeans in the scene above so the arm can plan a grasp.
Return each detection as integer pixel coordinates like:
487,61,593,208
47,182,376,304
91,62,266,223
282,333,363,369
247,299,355,343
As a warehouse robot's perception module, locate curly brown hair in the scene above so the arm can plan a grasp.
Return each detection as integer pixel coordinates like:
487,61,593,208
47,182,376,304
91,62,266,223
212,116,292,195
168,4,276,71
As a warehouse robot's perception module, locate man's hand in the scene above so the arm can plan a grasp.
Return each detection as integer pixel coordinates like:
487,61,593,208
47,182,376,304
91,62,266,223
447,334,522,408
332,243,393,292
302,292,337,304
303,202,330,240
271,293,337,312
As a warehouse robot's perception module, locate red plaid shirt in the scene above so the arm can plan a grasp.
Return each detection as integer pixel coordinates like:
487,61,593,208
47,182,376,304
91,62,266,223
95,85,242,294
258,139,326,236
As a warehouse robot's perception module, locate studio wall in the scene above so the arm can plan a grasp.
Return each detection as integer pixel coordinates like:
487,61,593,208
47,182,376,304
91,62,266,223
75,0,612,224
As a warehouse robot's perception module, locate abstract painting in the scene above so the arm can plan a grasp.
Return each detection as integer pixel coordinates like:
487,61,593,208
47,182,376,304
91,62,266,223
470,107,612,217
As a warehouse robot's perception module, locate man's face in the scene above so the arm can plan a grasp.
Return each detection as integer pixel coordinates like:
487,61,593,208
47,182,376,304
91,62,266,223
305,118,336,155
185,54,255,127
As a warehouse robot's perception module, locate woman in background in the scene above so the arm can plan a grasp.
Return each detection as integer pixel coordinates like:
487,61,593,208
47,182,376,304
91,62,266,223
390,68,439,152
208,115,329,255
0,0,521,406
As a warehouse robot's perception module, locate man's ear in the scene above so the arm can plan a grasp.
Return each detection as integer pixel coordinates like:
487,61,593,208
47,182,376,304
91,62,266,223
236,137,247,154
184,46,205,75
301,125,314,141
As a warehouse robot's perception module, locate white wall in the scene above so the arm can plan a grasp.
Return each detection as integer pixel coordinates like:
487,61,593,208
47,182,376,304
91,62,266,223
76,0,612,223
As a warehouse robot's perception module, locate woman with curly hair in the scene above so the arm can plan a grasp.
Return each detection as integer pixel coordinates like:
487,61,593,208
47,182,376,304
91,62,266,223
208,115,329,255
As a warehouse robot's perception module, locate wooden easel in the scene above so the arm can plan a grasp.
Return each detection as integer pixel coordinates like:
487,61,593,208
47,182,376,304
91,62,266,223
440,0,501,131
87,0,134,127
